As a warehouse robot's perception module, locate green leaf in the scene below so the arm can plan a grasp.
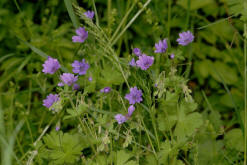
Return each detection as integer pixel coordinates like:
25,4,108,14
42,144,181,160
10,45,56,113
225,128,244,152
208,21,235,41
125,160,139,165
99,65,124,86
219,94,234,108
157,92,180,131
159,92,179,113
199,31,217,44
41,131,89,164
116,150,136,165
180,100,198,114
64,104,88,120
191,137,224,165
194,60,212,79
17,37,68,72
227,0,244,16
211,61,238,85
17,37,48,58
158,141,171,163
157,113,177,132
174,111,203,141
64,0,79,28
145,154,156,165
208,110,223,131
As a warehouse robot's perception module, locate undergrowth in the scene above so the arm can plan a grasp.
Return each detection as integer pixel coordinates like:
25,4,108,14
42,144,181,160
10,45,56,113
0,0,246,164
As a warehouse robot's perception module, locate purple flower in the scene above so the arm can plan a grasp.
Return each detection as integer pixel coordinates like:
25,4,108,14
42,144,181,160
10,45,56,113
129,58,136,67
88,77,93,82
72,27,88,43
155,83,158,87
72,59,89,75
55,126,60,131
133,48,142,56
100,87,111,93
170,54,175,59
59,73,78,86
84,11,94,19
43,94,59,108
136,54,154,70
73,84,80,90
42,56,60,74
125,87,143,105
127,105,135,117
58,82,64,87
155,39,168,53
177,31,194,46
115,114,127,124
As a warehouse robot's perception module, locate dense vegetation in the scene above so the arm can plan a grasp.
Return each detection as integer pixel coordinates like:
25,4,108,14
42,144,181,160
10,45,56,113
0,0,246,164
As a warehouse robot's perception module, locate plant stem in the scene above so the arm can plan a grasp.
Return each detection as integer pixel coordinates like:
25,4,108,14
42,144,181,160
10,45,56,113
110,1,136,42
167,0,172,39
92,0,99,26
185,0,191,30
107,0,111,29
111,0,152,46
140,117,158,160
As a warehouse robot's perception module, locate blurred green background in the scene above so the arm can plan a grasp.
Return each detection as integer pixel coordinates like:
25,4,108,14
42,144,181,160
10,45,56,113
0,0,245,164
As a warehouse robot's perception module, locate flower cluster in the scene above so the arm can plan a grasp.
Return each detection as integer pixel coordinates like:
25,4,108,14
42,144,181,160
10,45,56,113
117,31,194,124
115,105,136,124
41,12,195,127
42,26,90,109
115,87,142,124
129,48,154,70
153,31,194,58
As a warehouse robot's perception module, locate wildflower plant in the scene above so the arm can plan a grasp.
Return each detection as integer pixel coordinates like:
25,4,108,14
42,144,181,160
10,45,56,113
28,2,208,165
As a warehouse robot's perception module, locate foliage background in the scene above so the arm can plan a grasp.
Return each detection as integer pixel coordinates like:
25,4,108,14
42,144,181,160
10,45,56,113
0,0,246,164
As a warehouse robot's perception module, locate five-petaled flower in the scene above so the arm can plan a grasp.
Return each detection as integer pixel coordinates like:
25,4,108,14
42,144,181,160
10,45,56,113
154,39,168,53
136,54,154,70
125,86,143,105
114,114,127,124
43,94,59,108
58,73,78,86
72,59,90,75
42,56,60,74
72,27,88,43
176,31,194,46
84,11,94,19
